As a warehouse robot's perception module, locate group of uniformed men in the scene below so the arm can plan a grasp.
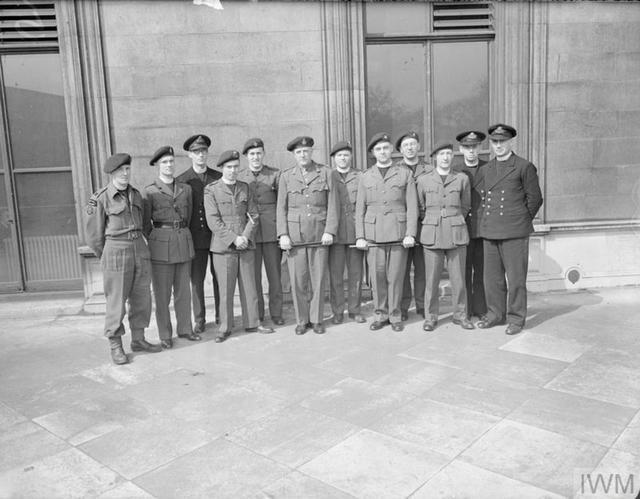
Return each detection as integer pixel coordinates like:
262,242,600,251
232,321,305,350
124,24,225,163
85,124,543,365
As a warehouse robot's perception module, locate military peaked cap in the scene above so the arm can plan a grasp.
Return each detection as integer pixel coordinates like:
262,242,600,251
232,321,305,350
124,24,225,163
488,124,517,140
456,131,486,146
183,134,212,151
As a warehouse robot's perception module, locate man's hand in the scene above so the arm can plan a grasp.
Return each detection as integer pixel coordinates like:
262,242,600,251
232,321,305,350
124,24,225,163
321,232,334,246
234,236,249,250
402,235,415,248
355,238,368,250
279,235,292,251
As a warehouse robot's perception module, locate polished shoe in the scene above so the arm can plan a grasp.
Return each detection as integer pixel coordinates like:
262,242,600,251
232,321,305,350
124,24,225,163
416,308,425,319
193,322,205,335
331,313,344,324
215,332,231,343
477,318,504,329
391,322,404,332
453,317,475,330
295,324,308,335
178,332,201,341
130,339,162,353
160,339,173,349
272,316,285,326
245,325,275,334
505,324,523,335
109,337,128,365
348,313,366,323
369,319,390,331
400,311,409,321
422,319,437,331
313,323,326,334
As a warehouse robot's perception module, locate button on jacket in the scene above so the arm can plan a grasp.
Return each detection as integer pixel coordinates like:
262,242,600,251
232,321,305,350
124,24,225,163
334,168,361,244
237,165,280,243
417,169,471,249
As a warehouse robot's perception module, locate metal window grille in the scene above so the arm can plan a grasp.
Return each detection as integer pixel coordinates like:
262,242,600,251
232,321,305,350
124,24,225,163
433,2,493,33
0,1,58,50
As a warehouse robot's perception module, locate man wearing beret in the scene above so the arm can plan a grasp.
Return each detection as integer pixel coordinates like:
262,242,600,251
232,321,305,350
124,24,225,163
277,136,339,335
475,124,543,335
417,144,474,331
142,146,198,349
176,134,222,335
454,130,488,320
204,150,274,342
85,153,160,364
237,138,284,326
394,131,432,321
355,133,418,332
328,140,365,325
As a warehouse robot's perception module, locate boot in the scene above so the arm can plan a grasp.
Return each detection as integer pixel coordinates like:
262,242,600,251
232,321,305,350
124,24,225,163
109,337,128,365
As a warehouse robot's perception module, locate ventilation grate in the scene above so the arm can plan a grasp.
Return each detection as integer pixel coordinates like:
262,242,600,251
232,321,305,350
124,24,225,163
433,3,493,32
0,1,58,50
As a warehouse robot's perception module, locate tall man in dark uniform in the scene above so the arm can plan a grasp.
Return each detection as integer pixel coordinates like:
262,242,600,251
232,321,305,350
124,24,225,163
476,124,543,335
85,153,161,365
328,140,365,324
143,146,199,349
277,136,339,335
176,134,221,334
394,131,431,321
238,138,284,326
355,133,418,332
204,150,274,342
454,130,488,320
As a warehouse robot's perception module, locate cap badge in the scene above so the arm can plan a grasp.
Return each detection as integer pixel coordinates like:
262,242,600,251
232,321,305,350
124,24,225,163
301,138,308,146
494,126,505,135
468,132,477,140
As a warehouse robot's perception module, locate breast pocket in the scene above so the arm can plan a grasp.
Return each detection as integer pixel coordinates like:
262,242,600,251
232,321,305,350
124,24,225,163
451,214,469,246
309,183,328,206
148,230,171,262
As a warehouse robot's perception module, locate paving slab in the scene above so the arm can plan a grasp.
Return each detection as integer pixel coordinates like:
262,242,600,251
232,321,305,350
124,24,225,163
257,470,357,499
499,331,592,363
612,409,640,456
0,420,69,474
371,359,460,396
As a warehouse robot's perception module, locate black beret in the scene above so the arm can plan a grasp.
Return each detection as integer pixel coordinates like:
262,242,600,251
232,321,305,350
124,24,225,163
488,124,517,140
286,136,314,152
455,131,486,146
367,132,392,152
330,140,352,157
183,134,211,151
395,131,420,151
149,145,174,165
242,138,265,155
430,143,454,157
103,153,131,174
216,149,240,167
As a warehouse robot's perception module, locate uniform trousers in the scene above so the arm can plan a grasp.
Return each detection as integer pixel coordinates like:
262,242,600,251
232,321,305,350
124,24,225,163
212,251,260,333
367,245,408,324
287,246,328,325
401,245,425,314
253,242,283,320
329,244,363,316
483,237,529,327
423,246,467,322
190,248,220,327
101,238,152,340
151,260,192,340
465,237,487,317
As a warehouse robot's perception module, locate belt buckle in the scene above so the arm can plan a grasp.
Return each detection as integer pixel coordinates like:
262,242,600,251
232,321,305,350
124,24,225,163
173,220,181,229
130,231,139,240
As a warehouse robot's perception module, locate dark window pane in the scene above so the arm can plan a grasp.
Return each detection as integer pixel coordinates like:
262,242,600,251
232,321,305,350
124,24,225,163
2,54,71,169
432,42,489,144
366,44,426,145
365,3,429,36
0,173,21,283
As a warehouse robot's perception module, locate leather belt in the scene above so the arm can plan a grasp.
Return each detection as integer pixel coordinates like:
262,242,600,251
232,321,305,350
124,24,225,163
153,221,187,229
107,230,141,240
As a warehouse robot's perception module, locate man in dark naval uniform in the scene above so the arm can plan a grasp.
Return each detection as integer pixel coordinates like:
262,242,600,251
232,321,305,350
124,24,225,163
475,124,543,335
454,130,488,320
176,134,221,334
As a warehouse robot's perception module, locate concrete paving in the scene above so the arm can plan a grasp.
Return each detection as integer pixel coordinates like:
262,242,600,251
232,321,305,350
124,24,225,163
0,286,639,498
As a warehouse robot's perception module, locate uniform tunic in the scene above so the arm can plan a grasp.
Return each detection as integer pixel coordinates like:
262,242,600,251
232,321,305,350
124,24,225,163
85,183,152,340
329,168,363,317
417,169,471,321
175,166,222,328
475,153,543,327
204,180,260,334
355,164,418,324
142,180,195,340
276,161,339,325
238,165,283,321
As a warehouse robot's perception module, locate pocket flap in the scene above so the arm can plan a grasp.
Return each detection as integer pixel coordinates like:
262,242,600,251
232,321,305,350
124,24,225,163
287,213,300,223
364,212,376,223
149,230,171,242
450,214,466,226
423,215,439,225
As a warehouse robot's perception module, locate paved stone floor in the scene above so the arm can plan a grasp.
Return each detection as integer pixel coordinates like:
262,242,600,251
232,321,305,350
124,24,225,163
0,286,639,498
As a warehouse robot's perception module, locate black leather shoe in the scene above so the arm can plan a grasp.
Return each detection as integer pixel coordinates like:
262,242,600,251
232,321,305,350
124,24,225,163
416,308,425,319
369,319,390,331
161,339,173,349
348,313,366,323
400,311,409,321
130,339,162,353
272,316,285,326
505,324,523,335
193,322,205,335
391,322,404,332
422,319,437,331
295,324,308,335
331,313,344,324
178,332,201,341
313,323,326,334
109,337,128,365
215,332,231,343
246,325,275,334
477,318,504,329
453,317,475,330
